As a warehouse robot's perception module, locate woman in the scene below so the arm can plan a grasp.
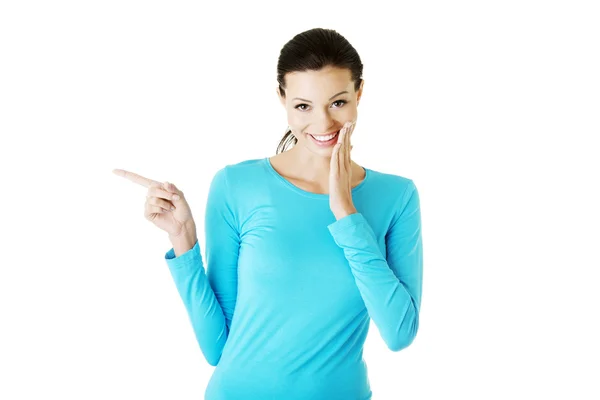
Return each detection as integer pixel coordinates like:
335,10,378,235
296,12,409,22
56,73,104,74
114,27,423,400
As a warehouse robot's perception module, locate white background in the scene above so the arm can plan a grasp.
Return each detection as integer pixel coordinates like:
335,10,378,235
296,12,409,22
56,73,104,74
1,0,599,399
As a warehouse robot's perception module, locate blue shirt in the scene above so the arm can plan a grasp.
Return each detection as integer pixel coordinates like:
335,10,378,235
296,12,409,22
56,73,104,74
165,157,423,400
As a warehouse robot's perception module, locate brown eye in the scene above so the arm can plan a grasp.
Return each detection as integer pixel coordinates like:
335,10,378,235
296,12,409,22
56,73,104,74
294,100,347,112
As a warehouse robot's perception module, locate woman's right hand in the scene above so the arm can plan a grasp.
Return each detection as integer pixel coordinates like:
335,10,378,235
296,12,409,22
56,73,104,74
112,169,196,238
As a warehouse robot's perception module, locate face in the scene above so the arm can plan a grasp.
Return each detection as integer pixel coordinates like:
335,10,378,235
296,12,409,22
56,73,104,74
278,65,363,156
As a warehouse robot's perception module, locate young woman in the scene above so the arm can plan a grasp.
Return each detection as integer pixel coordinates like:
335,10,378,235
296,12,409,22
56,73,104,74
114,27,423,400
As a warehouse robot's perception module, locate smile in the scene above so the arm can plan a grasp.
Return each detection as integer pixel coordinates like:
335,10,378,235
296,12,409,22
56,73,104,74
308,130,340,147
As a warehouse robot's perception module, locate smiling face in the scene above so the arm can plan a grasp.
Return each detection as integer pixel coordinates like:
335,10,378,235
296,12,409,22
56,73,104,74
278,65,363,157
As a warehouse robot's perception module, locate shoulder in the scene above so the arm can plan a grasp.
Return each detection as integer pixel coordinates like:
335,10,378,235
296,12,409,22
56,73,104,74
365,166,417,204
216,157,266,184
363,168,420,231
209,157,269,197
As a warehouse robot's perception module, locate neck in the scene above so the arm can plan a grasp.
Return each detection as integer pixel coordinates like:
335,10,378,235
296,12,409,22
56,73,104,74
285,144,337,183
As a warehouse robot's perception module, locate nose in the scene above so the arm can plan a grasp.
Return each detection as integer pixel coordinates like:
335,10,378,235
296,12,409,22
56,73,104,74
311,111,337,134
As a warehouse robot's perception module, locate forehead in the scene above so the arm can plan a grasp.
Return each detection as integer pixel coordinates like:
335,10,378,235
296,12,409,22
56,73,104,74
285,66,353,95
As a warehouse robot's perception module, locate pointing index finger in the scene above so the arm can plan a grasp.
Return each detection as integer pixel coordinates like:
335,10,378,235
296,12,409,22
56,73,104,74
112,169,160,188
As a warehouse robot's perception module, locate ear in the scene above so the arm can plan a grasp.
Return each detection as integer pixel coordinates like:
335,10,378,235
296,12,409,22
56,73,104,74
277,87,286,107
356,79,364,106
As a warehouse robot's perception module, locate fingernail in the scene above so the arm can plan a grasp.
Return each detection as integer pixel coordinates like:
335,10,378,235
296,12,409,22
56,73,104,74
173,194,180,201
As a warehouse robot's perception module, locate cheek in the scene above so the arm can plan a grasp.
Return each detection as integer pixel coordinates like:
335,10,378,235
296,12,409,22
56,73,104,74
288,110,306,123
346,108,358,121
288,114,307,134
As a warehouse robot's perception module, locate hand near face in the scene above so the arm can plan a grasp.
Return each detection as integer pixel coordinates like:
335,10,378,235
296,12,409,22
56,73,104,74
329,120,357,220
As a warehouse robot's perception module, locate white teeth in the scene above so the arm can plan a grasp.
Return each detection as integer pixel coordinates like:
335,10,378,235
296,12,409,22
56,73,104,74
312,131,338,141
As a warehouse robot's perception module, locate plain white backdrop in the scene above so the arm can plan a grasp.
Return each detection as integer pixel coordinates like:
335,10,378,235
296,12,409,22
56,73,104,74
1,0,599,399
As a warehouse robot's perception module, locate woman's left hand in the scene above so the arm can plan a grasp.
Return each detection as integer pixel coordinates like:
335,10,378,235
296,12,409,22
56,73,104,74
329,120,358,220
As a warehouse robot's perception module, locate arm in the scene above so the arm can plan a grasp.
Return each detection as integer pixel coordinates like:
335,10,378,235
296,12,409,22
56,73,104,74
164,167,240,366
327,179,423,352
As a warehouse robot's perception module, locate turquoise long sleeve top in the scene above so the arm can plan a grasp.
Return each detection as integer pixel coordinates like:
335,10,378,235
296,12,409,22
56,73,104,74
164,157,423,400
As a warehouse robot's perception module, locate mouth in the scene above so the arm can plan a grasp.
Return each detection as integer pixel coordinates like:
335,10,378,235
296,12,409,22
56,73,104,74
308,130,340,147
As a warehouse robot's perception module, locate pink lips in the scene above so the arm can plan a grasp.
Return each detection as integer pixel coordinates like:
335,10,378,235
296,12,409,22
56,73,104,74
308,130,340,147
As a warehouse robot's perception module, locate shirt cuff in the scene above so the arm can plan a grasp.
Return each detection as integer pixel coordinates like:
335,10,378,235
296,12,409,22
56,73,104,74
165,240,201,266
327,212,366,235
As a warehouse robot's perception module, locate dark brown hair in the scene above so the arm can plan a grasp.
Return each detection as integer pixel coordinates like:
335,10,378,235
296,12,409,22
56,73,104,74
276,28,364,154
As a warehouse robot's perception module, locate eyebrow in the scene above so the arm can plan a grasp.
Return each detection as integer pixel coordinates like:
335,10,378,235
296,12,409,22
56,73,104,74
292,91,349,103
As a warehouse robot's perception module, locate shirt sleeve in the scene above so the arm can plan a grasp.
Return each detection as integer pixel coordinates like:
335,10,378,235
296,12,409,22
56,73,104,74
164,166,240,366
327,179,423,352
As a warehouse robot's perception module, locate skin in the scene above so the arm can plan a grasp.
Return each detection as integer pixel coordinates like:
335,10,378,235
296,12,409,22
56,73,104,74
112,169,198,256
271,65,366,219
